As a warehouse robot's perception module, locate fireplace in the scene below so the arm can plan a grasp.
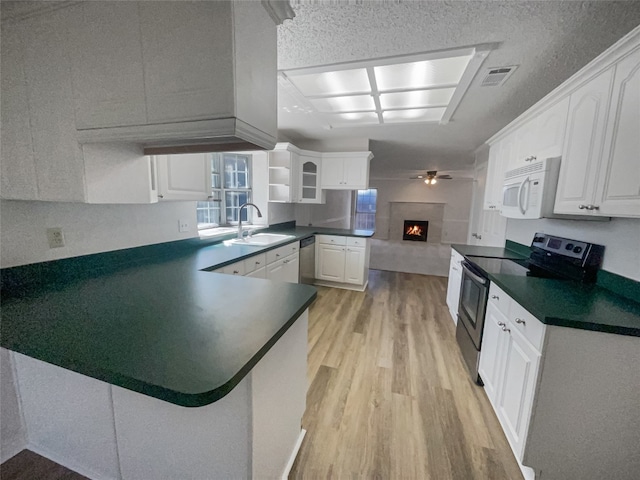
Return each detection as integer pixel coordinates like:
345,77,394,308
403,220,428,241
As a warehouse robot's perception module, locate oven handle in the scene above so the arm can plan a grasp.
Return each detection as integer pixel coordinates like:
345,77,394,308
517,176,530,215
461,261,487,285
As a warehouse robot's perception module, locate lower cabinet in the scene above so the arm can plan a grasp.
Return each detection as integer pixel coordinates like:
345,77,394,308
445,250,464,324
314,235,370,289
213,243,299,284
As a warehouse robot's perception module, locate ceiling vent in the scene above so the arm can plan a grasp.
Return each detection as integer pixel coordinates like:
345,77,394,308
480,66,518,87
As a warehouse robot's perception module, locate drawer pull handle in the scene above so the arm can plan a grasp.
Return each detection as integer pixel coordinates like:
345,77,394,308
515,318,526,325
256,262,261,265
578,204,586,210
497,321,505,327
233,270,239,274
501,325,511,333
276,254,280,257
491,295,499,300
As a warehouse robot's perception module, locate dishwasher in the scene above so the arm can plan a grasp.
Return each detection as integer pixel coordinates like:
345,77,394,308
299,236,316,284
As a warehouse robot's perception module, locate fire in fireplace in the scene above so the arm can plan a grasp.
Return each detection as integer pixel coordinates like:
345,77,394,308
403,220,428,241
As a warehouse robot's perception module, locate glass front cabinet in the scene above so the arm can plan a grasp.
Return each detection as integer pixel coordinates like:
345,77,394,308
298,154,326,204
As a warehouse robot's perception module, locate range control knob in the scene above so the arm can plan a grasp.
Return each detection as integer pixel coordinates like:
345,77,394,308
573,246,583,254
565,243,574,250
534,236,545,243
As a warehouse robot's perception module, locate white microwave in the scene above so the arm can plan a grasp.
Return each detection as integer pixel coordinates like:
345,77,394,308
501,157,561,219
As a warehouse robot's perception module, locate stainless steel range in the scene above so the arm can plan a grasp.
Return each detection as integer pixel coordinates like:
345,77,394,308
455,233,605,384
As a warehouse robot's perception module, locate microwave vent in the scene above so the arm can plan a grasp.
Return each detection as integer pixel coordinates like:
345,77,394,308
480,66,518,87
505,161,545,179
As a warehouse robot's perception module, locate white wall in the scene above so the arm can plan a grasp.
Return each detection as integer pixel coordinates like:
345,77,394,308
0,200,200,268
506,217,640,281
370,178,473,243
295,190,352,229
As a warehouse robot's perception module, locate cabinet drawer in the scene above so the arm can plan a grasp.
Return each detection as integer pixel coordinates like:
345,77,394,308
509,302,546,351
346,237,367,247
488,283,511,318
222,261,245,276
243,253,267,273
316,235,347,246
266,243,297,264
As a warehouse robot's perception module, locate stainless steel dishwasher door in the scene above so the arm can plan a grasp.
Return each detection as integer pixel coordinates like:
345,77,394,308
299,236,315,284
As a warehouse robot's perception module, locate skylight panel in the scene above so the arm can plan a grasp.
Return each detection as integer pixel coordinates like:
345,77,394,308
383,108,446,123
374,55,473,91
379,88,455,109
287,68,371,97
309,94,376,113
326,112,380,126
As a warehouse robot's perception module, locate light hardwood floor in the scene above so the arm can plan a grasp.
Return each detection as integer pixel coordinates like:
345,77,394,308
290,269,524,480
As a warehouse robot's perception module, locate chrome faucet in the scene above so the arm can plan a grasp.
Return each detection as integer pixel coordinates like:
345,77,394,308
237,203,263,239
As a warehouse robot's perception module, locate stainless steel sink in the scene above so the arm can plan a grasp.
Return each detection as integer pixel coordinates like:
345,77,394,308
225,233,295,246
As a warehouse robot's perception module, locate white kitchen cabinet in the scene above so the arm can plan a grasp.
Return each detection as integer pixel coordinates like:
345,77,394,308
223,261,246,276
509,97,569,170
315,236,370,289
555,48,640,218
283,253,300,283
298,154,326,204
156,153,211,201
593,46,640,217
484,134,514,210
478,302,508,407
320,152,372,190
445,250,464,324
245,266,266,279
344,246,366,285
266,259,286,282
316,244,346,282
553,68,614,215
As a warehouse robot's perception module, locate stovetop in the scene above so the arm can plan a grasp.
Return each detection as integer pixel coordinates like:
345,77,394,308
465,256,531,277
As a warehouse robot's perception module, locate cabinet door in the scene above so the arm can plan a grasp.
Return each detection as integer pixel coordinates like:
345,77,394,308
496,326,541,460
554,68,614,215
534,96,570,160
320,158,344,188
316,244,346,282
283,253,299,283
156,154,211,201
484,135,513,210
0,21,38,200
513,118,537,168
223,261,245,276
595,47,640,217
298,156,325,204
68,2,146,129
343,159,369,189
478,303,509,407
266,259,286,282
139,2,234,123
246,266,266,279
344,247,365,285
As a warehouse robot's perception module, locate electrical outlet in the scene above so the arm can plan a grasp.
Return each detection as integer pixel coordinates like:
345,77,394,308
47,227,65,248
178,219,190,233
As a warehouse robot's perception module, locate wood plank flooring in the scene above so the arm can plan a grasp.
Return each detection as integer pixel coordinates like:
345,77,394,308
0,450,87,480
290,269,524,480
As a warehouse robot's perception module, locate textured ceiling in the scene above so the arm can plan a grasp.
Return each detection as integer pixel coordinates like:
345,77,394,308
277,1,640,178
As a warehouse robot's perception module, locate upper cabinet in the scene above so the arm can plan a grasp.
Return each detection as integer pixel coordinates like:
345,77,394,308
70,1,278,151
555,46,640,217
298,154,326,204
320,152,373,190
485,26,640,218
0,1,281,204
268,144,300,203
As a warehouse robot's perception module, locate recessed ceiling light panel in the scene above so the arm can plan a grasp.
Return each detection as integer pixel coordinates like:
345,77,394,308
374,55,472,91
287,68,371,97
379,88,455,109
327,112,380,126
383,107,446,123
309,94,376,113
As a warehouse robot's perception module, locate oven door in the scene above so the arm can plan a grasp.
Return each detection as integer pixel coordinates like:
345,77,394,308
458,261,489,349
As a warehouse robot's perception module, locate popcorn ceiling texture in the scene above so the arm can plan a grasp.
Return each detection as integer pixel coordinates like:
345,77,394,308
277,1,640,176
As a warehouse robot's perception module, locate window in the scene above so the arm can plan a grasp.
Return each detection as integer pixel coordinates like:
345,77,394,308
197,153,252,229
354,189,377,230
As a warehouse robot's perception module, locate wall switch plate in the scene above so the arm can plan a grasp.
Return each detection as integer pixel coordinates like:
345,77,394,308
47,227,65,248
178,219,190,233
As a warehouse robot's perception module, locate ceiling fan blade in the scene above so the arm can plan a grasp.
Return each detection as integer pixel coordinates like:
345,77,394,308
437,175,453,179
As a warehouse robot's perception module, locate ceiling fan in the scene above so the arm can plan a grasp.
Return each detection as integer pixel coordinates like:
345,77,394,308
409,170,454,185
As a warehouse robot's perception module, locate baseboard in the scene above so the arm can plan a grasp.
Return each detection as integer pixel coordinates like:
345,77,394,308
313,280,368,292
27,442,118,480
282,429,306,480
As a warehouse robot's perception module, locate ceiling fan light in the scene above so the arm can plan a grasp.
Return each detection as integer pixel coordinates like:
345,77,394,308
432,179,437,184
424,178,429,184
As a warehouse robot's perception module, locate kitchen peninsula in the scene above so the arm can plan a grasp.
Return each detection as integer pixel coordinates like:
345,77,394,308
0,227,370,480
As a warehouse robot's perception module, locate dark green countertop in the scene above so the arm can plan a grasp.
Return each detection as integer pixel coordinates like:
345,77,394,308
0,226,373,407
488,274,640,337
451,244,526,260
